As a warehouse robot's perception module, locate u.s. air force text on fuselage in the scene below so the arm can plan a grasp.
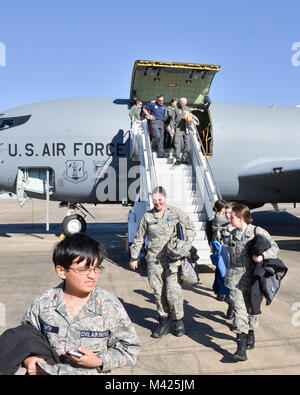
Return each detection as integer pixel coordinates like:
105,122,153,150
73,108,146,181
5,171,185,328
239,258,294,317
7,142,127,158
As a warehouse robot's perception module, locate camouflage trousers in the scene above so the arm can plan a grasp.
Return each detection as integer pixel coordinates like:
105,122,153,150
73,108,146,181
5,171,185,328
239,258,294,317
225,266,259,334
147,260,184,320
173,130,190,161
229,288,259,334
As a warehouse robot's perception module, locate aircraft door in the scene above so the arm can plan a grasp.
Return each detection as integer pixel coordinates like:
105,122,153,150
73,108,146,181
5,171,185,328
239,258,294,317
130,60,220,107
16,167,55,207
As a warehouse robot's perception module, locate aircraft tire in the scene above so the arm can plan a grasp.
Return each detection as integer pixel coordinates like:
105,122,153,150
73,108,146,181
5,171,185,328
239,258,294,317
62,214,87,236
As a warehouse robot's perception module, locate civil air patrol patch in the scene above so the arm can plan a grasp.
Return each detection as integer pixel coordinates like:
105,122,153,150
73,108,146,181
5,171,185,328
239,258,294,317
80,330,111,338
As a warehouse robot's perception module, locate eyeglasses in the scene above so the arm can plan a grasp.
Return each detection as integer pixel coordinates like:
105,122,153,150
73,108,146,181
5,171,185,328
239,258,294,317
68,265,103,276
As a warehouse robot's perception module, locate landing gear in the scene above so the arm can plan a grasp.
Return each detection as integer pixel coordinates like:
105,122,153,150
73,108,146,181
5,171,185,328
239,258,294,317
60,202,94,236
62,214,87,236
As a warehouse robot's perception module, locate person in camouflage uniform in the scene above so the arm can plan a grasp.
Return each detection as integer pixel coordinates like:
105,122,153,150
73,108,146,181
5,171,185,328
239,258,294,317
129,99,143,123
129,186,195,338
213,201,236,319
211,199,229,302
214,202,236,247
22,233,141,375
211,199,228,243
224,204,279,362
169,97,192,165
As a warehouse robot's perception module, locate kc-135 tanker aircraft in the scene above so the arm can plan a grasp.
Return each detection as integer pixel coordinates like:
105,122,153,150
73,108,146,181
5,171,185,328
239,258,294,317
1,60,300,235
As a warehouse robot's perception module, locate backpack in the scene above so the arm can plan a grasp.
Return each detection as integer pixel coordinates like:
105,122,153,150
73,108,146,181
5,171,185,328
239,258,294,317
205,219,214,244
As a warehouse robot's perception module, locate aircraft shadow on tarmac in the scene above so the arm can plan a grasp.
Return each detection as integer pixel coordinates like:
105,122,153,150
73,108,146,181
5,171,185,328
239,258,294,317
0,222,128,236
0,223,62,238
252,210,300,252
252,210,300,236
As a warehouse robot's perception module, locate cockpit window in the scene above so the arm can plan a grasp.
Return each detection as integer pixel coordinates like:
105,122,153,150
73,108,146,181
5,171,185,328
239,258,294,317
0,119,14,129
0,115,31,131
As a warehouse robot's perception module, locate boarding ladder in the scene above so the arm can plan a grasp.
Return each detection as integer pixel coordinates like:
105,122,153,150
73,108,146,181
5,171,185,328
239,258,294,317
127,119,221,264
127,120,157,251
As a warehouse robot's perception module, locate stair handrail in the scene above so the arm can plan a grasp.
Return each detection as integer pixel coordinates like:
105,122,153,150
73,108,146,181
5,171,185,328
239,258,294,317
189,123,222,219
140,120,158,198
127,119,158,246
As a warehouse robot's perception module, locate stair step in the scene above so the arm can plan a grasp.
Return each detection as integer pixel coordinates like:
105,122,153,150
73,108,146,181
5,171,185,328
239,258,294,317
186,212,208,222
153,145,213,263
154,164,194,172
192,222,207,231
157,169,194,176
172,205,205,214
158,176,195,183
157,179,197,188
193,241,211,251
192,230,206,239
196,258,213,266
194,250,212,261
167,198,205,207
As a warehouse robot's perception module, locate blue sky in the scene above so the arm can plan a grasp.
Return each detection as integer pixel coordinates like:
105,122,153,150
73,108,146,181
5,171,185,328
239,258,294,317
0,0,300,111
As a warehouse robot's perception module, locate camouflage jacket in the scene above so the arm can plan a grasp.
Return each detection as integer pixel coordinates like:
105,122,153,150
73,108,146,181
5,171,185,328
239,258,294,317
225,224,279,291
129,105,141,121
229,224,279,269
130,205,195,262
170,106,192,132
214,222,235,246
22,284,141,375
211,213,227,237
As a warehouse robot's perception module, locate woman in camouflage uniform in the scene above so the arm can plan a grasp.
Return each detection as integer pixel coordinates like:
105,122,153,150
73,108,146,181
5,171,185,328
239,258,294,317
213,202,236,319
211,199,228,302
224,204,279,362
211,199,228,242
129,186,195,338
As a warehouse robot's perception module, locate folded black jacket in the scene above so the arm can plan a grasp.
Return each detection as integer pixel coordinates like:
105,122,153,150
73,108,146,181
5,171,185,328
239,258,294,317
247,234,287,315
250,258,288,314
247,233,271,257
0,323,60,375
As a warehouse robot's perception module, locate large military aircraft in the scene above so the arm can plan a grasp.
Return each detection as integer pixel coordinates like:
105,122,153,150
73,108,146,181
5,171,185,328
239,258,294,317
1,60,300,234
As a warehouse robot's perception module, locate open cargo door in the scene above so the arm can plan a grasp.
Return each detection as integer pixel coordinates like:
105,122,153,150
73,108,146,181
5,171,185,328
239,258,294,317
130,60,220,156
130,60,220,108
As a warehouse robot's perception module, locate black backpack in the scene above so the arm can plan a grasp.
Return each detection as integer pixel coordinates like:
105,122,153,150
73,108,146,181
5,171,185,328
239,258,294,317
205,219,214,244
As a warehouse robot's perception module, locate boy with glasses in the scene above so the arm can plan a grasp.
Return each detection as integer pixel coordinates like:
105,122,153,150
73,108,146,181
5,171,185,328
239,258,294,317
22,233,141,375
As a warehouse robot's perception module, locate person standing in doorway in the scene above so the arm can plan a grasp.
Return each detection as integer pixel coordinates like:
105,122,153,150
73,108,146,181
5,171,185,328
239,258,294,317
143,95,168,158
170,97,192,165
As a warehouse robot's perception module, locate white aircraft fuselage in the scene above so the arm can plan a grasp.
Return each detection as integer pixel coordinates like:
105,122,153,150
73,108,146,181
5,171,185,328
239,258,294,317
1,97,300,208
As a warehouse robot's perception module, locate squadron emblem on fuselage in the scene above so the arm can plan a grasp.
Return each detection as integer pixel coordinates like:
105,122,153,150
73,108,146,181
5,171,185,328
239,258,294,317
63,160,88,184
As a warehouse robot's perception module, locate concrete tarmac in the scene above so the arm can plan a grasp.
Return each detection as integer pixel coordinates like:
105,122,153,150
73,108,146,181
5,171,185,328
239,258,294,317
0,199,300,375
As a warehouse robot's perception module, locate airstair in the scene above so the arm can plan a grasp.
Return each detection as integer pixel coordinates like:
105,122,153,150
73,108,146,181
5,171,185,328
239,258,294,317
127,119,221,265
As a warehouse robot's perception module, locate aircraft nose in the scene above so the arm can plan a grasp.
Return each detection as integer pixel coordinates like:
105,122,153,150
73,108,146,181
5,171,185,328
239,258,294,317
0,144,11,190
0,143,4,165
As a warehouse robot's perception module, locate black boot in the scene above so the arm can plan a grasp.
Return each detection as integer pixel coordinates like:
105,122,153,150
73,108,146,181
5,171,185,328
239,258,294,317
246,330,255,349
226,305,234,320
233,333,248,362
151,316,169,338
174,319,185,337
